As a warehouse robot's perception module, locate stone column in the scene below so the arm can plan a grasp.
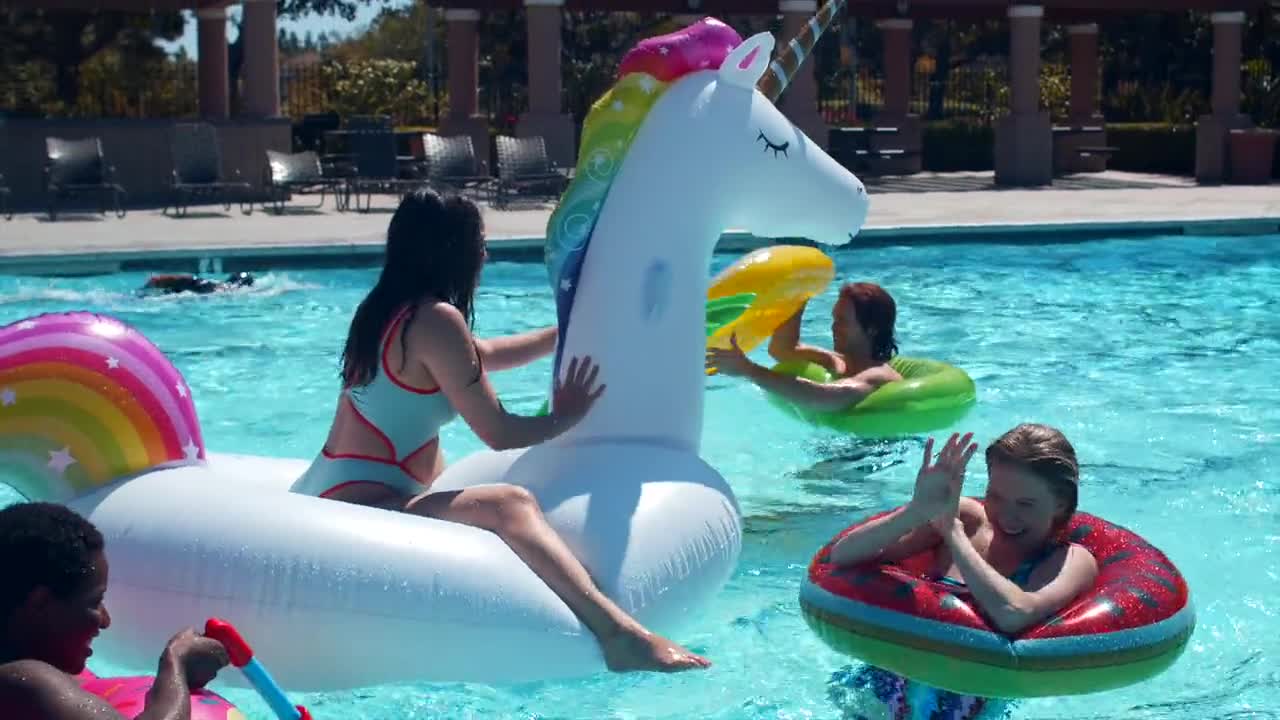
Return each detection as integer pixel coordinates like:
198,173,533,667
441,10,491,170
1068,23,1100,122
517,0,577,168
879,18,911,120
994,4,1051,186
197,7,230,120
778,0,830,150
874,17,921,174
240,0,281,117
1056,23,1106,173
1196,11,1250,183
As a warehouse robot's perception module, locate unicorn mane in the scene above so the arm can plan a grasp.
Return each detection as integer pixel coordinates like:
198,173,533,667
544,17,745,379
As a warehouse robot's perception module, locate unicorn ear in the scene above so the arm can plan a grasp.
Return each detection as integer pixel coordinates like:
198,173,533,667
719,32,775,89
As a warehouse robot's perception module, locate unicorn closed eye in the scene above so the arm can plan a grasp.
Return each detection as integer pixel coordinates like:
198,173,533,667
0,6,868,691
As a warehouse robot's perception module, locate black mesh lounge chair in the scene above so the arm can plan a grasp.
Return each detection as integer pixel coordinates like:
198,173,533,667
421,133,494,200
494,135,571,209
0,172,11,220
294,111,340,153
263,150,346,213
345,129,425,212
43,137,127,221
345,114,393,131
164,123,253,217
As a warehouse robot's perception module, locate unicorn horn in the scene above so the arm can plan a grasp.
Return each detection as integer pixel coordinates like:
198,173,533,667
757,0,848,102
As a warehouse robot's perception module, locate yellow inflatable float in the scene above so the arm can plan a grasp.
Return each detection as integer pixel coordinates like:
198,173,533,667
707,245,835,355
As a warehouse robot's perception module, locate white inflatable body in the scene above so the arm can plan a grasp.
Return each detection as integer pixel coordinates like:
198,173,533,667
70,448,739,689
3,18,868,692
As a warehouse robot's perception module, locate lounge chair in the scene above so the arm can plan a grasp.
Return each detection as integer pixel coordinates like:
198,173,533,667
294,111,340,153
345,129,425,212
263,149,346,213
493,135,571,209
43,137,127,221
0,172,11,220
421,133,494,200
164,122,253,217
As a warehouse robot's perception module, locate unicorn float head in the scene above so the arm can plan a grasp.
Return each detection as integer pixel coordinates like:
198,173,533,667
0,312,205,502
541,5,867,452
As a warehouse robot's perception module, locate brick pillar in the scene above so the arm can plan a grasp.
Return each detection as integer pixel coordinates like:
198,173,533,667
1056,23,1106,173
197,7,229,120
879,18,911,120
441,10,490,171
873,17,921,174
1196,11,1251,183
517,0,577,168
241,0,281,117
994,4,1052,186
778,0,830,150
1068,23,1099,122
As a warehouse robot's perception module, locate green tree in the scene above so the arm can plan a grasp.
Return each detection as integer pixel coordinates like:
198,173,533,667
321,57,432,123
0,8,184,107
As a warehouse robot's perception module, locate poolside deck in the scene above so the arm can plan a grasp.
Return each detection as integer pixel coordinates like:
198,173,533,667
0,171,1276,275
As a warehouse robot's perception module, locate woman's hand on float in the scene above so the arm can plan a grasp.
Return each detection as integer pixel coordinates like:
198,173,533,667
552,355,606,422
705,333,755,377
907,432,976,528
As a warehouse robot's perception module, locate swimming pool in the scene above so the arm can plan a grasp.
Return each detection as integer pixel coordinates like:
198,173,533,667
1,232,1277,719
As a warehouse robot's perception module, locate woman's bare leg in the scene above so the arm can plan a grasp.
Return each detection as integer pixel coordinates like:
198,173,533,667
405,484,710,673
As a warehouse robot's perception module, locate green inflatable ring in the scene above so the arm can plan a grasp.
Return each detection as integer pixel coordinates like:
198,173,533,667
532,292,758,416
765,357,977,437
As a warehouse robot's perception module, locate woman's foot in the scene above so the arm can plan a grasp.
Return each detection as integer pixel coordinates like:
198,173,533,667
601,624,711,673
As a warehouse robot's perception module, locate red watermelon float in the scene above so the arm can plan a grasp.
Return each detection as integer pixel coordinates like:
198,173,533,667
800,503,1195,698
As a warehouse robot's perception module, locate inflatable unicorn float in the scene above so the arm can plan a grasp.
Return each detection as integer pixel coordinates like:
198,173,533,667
0,7,868,691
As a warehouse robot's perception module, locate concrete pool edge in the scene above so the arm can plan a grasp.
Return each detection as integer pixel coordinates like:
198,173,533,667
2,215,1278,277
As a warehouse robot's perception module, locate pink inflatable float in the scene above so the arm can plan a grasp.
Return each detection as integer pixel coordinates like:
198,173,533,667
76,670,246,719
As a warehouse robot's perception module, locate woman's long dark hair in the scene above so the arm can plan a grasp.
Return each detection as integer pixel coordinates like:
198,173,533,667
341,189,485,388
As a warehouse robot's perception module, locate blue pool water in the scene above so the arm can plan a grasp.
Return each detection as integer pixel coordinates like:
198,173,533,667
1,233,1278,719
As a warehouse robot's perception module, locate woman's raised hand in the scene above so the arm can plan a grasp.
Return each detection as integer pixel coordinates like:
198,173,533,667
906,432,977,530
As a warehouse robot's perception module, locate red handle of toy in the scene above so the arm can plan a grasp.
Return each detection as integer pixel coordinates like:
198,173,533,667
203,618,253,668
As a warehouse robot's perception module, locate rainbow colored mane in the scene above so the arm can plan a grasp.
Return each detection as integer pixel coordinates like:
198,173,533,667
0,312,205,502
544,17,745,378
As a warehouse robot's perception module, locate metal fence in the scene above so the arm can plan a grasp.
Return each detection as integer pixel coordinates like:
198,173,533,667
4,53,1273,131
819,65,1010,125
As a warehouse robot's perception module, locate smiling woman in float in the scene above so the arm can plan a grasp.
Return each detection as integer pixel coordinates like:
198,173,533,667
811,425,1104,718
831,426,1098,632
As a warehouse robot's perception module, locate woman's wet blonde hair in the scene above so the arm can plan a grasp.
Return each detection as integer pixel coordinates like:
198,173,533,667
986,423,1080,528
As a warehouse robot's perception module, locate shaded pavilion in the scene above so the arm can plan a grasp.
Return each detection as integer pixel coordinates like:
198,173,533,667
437,0,1268,185
6,0,281,118
0,0,286,206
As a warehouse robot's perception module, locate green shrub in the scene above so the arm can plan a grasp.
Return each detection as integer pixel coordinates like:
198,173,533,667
1104,122,1197,176
921,120,994,171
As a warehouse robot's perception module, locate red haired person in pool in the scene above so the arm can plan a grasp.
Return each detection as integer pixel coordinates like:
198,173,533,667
829,424,1099,718
706,281,903,410
290,189,708,673
0,502,231,719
